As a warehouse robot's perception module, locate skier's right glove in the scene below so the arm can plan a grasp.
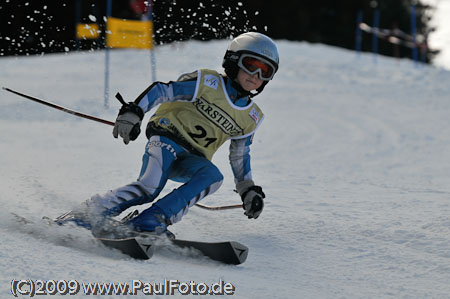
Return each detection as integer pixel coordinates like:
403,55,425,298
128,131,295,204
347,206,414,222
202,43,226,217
236,180,265,219
112,94,144,144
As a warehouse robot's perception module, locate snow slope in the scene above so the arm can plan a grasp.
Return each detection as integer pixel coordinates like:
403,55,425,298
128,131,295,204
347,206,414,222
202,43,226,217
1,40,450,298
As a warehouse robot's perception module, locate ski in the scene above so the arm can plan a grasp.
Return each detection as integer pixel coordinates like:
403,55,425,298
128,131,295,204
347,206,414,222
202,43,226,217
96,236,248,264
12,213,248,264
170,239,248,265
98,236,155,260
51,210,249,264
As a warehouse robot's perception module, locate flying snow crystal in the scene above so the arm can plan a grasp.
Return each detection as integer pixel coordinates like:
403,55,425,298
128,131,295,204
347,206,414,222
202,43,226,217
88,15,97,22
255,11,259,15
238,2,243,6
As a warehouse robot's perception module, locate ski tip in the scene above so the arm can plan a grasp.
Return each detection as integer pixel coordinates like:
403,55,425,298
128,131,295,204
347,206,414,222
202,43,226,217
229,241,249,265
98,237,154,260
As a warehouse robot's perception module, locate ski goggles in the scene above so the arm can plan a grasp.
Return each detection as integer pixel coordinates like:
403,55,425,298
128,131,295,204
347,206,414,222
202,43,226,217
237,54,277,81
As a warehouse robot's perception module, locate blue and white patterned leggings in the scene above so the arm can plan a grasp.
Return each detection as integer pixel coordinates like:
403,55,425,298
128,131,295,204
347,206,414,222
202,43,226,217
95,135,224,225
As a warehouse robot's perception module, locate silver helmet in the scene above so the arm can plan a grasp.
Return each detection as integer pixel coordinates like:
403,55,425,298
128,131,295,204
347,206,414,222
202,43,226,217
223,32,279,81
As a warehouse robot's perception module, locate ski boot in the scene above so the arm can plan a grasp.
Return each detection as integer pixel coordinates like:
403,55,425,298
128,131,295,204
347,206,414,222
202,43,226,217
121,206,175,240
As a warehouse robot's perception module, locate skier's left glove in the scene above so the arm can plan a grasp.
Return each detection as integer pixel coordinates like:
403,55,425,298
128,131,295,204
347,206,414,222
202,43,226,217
236,180,265,219
113,100,144,144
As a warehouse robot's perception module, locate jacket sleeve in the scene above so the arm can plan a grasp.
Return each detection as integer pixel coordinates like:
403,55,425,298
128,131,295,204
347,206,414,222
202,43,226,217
229,135,254,183
134,75,197,113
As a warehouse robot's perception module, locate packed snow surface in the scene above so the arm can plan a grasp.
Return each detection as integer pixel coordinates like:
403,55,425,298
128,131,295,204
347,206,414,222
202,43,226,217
1,40,450,298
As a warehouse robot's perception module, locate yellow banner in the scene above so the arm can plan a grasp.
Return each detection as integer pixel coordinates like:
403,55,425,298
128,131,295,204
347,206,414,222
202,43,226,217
106,17,153,49
76,23,100,39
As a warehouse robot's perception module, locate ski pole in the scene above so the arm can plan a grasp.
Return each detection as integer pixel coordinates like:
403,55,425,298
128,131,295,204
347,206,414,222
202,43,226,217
2,87,115,126
3,87,244,210
195,203,243,211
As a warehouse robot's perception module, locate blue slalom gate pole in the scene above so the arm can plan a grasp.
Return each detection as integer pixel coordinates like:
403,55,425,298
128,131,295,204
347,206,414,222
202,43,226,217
372,9,380,63
410,5,418,65
75,0,81,50
355,10,363,57
104,0,112,108
147,0,156,82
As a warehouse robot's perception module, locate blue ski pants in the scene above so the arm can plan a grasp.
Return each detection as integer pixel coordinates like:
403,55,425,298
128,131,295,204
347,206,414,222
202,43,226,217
102,135,224,224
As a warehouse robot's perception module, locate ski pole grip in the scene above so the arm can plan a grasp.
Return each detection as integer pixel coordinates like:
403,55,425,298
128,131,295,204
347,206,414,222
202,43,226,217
115,92,127,105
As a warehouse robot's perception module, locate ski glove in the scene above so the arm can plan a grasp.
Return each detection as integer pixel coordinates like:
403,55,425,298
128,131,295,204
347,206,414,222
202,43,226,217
236,180,265,219
113,100,145,144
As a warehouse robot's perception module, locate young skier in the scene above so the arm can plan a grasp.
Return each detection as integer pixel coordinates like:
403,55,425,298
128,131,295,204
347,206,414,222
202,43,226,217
59,32,279,235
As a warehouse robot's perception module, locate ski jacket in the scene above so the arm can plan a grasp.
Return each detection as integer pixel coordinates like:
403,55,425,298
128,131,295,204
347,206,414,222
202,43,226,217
134,69,264,183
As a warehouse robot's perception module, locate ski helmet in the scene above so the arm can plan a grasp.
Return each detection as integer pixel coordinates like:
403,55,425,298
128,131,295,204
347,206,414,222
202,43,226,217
222,32,279,96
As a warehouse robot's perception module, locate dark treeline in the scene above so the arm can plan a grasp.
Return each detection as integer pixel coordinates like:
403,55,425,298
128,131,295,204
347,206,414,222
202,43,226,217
0,0,436,62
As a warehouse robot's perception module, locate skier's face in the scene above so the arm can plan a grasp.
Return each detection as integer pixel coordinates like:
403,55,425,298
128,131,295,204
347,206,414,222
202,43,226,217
236,69,263,92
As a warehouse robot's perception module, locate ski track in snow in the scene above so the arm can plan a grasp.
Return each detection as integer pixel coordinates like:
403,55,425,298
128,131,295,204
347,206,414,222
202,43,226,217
1,40,450,298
